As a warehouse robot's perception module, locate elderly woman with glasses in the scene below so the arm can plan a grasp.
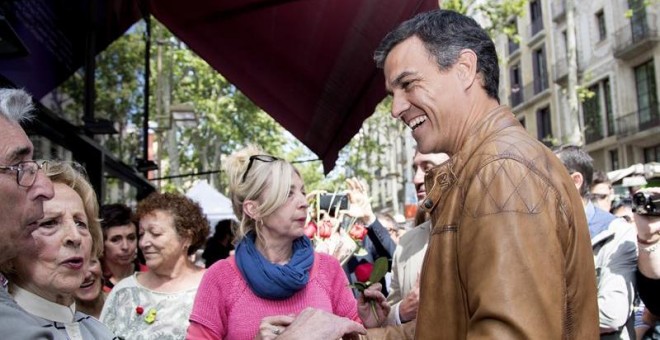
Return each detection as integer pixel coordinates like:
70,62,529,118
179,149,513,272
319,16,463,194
100,192,209,340
1,161,115,339
187,145,389,340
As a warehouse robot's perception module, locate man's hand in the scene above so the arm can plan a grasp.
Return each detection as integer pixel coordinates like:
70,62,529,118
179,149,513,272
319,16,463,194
345,178,376,225
358,283,391,328
277,308,366,340
399,274,421,323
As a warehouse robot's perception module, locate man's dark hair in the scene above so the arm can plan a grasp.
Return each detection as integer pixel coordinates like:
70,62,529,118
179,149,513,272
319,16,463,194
100,203,136,232
553,144,594,198
374,9,500,102
591,170,610,188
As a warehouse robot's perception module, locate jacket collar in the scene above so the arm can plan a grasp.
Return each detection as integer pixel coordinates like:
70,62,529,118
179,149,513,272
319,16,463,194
421,105,517,213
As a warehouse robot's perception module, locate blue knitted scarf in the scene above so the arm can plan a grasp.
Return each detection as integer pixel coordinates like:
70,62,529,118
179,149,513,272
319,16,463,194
235,232,314,300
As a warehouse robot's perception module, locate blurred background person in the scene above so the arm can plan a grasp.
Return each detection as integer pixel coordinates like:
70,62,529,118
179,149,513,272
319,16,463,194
387,150,449,326
2,161,114,338
591,170,614,213
187,146,387,340
611,197,635,226
99,203,140,292
555,145,637,339
344,177,397,296
202,219,235,268
377,213,404,245
74,257,105,318
101,192,209,339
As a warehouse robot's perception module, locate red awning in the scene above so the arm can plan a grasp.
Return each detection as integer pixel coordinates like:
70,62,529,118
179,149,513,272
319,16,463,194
148,0,439,172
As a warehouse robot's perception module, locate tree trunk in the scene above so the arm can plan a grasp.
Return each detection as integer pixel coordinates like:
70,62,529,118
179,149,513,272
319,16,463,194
565,0,583,145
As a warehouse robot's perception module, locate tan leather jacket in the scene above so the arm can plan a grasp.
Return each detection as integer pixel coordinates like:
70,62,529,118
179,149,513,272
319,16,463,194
367,106,599,339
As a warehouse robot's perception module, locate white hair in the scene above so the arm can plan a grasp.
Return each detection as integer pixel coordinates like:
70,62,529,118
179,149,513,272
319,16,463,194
0,88,34,123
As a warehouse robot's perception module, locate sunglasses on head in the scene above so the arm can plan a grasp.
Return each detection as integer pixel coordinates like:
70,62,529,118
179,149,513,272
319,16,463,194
241,155,280,183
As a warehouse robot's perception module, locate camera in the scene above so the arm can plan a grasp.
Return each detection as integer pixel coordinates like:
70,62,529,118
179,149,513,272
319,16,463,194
319,193,349,214
632,192,660,216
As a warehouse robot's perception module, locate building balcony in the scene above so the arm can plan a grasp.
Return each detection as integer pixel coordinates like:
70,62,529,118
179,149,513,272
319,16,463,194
509,86,523,108
613,13,659,60
552,0,566,22
509,80,550,109
616,107,660,137
508,39,520,56
585,126,603,144
529,19,544,39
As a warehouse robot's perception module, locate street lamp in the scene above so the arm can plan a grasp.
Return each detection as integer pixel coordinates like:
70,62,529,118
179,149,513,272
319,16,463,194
150,102,197,131
170,102,198,128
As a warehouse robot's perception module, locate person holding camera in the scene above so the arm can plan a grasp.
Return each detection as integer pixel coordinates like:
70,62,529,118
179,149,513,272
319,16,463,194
555,145,638,339
633,187,660,339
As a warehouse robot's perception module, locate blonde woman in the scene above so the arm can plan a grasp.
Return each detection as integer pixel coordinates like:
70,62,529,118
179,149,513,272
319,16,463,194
2,161,114,339
187,146,388,340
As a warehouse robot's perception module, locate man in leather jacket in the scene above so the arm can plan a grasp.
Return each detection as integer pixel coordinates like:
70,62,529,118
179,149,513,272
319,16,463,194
367,9,599,339
278,9,600,339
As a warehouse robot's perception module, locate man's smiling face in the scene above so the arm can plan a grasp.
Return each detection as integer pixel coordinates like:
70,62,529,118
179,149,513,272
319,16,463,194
384,36,466,155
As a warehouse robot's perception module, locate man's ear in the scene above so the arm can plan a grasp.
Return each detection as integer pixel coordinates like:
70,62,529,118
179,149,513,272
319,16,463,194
455,49,479,90
243,200,260,220
570,172,584,192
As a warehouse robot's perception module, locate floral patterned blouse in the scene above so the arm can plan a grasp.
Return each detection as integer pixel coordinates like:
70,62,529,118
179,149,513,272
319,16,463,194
100,273,198,340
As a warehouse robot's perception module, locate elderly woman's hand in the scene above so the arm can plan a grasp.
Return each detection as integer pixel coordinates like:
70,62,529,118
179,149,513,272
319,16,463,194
277,308,366,340
345,178,376,225
255,314,295,340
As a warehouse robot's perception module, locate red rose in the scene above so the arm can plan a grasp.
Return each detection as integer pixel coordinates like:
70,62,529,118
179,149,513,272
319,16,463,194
354,262,374,283
349,223,368,241
304,221,317,239
318,220,333,239
136,306,144,315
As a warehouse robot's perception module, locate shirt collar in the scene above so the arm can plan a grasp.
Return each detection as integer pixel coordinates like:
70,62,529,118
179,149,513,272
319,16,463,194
12,285,76,324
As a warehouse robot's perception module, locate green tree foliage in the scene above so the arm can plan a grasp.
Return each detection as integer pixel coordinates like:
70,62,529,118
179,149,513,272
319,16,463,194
55,25,145,166
442,0,528,39
55,18,299,196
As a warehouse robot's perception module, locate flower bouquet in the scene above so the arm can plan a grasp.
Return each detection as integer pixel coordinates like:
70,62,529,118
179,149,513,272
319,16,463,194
304,191,369,266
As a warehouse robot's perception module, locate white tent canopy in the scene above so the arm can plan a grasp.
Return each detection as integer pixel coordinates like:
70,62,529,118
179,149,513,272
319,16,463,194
185,180,237,235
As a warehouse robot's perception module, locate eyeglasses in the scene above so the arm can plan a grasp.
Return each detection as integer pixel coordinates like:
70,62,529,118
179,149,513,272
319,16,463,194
0,160,44,187
242,155,280,183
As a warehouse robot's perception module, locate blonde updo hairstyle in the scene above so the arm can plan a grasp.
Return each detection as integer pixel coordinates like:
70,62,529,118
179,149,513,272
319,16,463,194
225,145,301,242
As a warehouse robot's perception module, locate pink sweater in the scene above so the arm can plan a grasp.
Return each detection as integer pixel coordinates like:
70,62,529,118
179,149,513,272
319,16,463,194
189,252,360,340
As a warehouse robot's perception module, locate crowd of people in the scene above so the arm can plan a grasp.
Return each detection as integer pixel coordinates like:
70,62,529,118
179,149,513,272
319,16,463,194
1,8,660,340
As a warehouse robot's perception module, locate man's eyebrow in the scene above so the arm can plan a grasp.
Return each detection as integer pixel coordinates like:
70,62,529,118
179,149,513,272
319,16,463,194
5,146,31,164
392,71,415,88
386,71,415,96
